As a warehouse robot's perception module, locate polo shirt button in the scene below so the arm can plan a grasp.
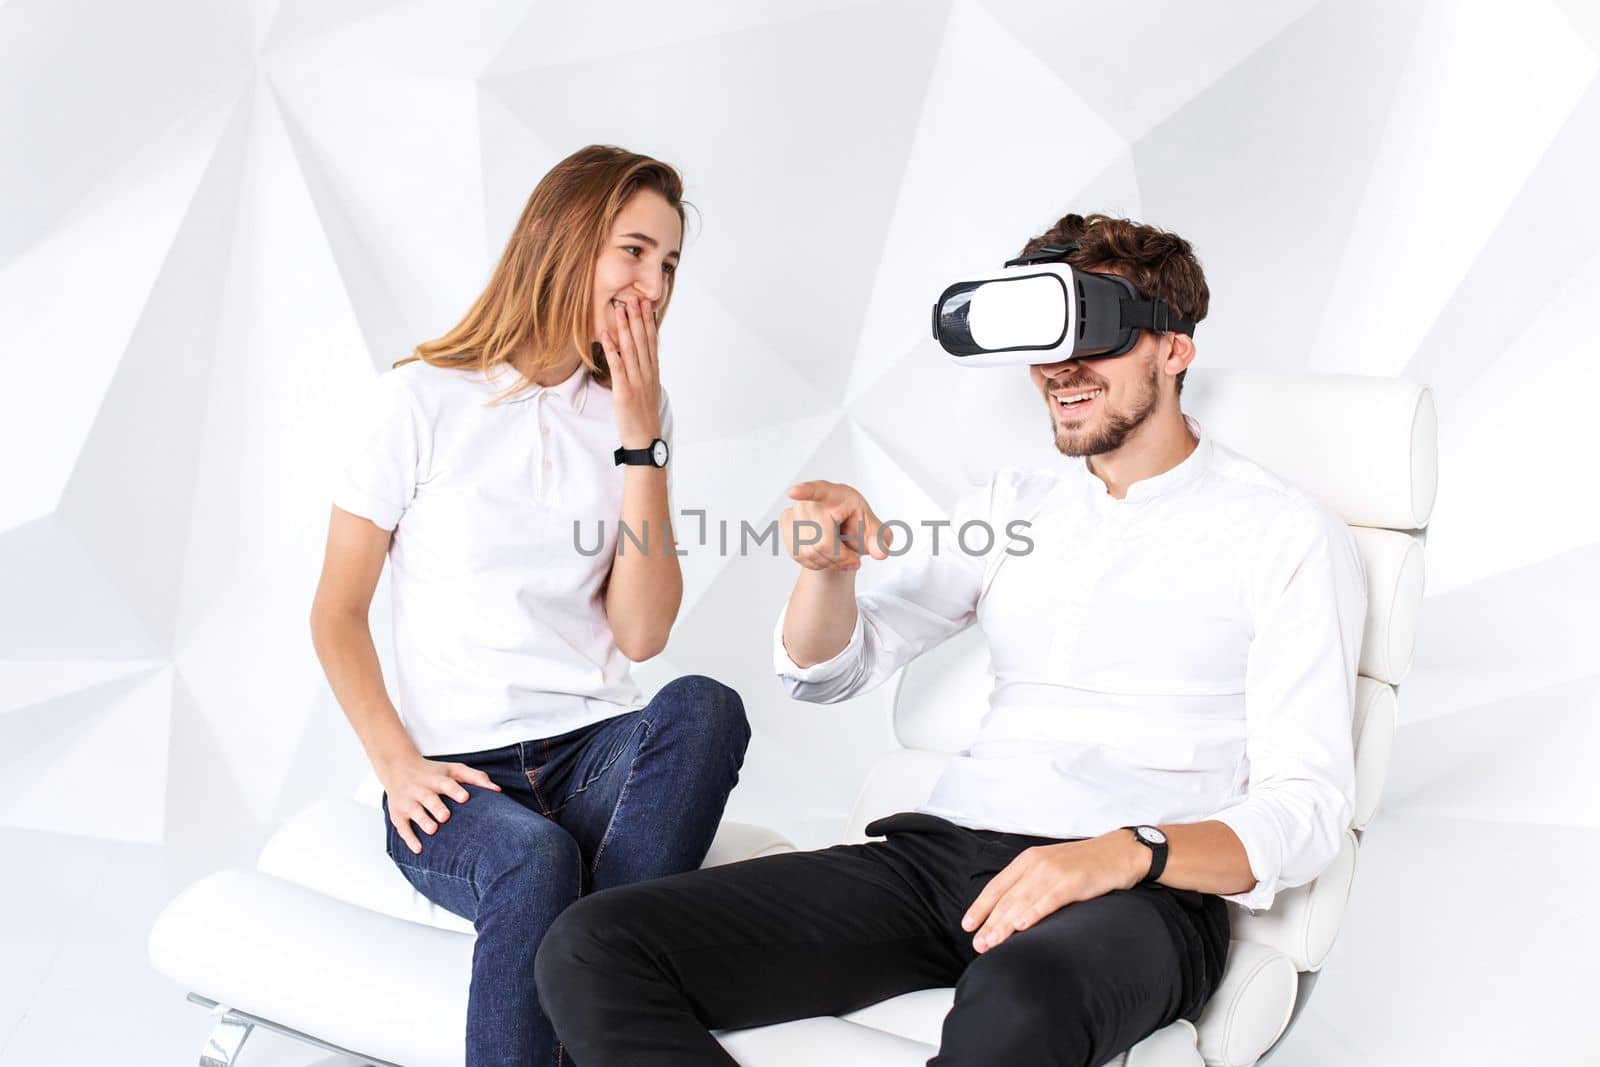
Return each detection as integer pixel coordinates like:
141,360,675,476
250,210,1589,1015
543,459,553,471
541,426,550,437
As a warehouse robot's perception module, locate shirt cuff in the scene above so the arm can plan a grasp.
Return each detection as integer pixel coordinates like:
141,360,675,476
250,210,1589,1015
1210,802,1284,911
772,611,866,684
331,484,402,532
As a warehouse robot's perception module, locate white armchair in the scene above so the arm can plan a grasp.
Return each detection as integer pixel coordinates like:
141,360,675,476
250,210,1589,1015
149,369,1436,1067
714,370,1437,1066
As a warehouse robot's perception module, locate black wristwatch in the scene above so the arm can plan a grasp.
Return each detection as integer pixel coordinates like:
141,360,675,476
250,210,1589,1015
614,438,669,468
1124,825,1168,886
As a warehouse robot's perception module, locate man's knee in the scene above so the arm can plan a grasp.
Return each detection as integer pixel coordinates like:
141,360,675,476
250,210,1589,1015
958,947,1088,1033
939,943,1102,1065
533,900,586,1001
942,899,1192,1067
536,890,645,1013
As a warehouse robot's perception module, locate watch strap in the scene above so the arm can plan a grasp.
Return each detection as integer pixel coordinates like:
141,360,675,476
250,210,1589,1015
1124,825,1168,886
613,438,666,467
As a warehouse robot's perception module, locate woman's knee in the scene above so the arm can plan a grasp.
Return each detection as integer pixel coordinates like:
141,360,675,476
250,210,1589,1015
475,819,583,910
654,674,751,755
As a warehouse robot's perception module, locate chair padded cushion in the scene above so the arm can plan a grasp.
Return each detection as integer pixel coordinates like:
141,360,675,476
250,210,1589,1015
727,994,1202,1066
1352,679,1397,831
257,800,796,938
716,1016,936,1066
702,820,799,866
1126,1020,1206,1067
1230,829,1358,973
1194,941,1298,1067
257,799,475,935
148,869,471,1067
839,987,953,1044
1182,370,1437,531
834,987,1207,1066
1350,527,1425,685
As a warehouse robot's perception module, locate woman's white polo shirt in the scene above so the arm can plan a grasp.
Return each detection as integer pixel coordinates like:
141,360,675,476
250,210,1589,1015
333,359,674,756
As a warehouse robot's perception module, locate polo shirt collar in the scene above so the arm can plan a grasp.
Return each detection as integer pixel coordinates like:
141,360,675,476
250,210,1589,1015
1084,415,1212,510
483,360,592,412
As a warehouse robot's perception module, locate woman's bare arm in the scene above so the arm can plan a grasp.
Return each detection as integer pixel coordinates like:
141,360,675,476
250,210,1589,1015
604,465,682,660
308,505,499,854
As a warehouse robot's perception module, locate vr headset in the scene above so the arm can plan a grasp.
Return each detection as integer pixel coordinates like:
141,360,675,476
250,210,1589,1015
931,243,1195,367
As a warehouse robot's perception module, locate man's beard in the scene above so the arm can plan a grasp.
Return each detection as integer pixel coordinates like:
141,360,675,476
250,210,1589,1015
1050,358,1160,457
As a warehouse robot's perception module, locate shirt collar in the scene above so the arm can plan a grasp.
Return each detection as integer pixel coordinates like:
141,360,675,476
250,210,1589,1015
484,360,591,413
1083,415,1212,512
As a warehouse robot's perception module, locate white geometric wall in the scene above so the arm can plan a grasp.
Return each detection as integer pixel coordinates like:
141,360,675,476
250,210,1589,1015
3,1,1597,1063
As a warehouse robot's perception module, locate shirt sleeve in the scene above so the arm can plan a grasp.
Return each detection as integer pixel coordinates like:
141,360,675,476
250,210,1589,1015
772,479,994,704
1210,500,1365,911
331,370,425,532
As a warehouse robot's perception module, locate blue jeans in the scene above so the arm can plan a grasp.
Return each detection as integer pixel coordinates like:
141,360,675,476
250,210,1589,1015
380,674,750,1067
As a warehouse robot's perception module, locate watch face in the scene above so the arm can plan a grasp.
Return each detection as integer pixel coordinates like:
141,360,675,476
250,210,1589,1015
651,439,669,466
1136,826,1167,846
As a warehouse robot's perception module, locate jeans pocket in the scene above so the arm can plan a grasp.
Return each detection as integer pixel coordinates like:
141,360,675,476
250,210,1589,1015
569,717,651,804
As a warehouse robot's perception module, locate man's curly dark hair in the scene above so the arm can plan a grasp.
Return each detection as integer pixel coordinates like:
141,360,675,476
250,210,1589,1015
1019,213,1209,395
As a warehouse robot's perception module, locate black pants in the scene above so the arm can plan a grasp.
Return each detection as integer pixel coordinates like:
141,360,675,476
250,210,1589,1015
535,812,1230,1066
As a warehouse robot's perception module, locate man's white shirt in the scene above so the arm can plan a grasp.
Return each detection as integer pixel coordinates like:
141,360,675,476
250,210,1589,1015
773,417,1365,910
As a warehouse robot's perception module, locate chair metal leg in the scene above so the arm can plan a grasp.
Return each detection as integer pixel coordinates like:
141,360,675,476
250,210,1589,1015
185,992,399,1066
199,1011,254,1067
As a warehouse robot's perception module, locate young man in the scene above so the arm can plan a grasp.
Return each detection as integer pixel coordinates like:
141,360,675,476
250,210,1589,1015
534,214,1367,1066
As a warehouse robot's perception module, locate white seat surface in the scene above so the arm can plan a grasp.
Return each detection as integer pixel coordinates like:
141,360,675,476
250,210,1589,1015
149,869,472,1067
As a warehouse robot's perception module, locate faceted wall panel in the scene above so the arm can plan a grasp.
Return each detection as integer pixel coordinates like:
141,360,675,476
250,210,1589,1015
2,1,1596,1062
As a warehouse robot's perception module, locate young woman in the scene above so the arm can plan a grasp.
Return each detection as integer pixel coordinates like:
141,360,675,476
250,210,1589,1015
309,145,750,1067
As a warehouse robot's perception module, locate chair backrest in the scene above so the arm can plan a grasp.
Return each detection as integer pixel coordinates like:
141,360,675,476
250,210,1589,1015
847,369,1437,975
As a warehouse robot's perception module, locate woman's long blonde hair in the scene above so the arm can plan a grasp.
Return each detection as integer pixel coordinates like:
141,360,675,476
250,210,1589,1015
398,145,687,395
